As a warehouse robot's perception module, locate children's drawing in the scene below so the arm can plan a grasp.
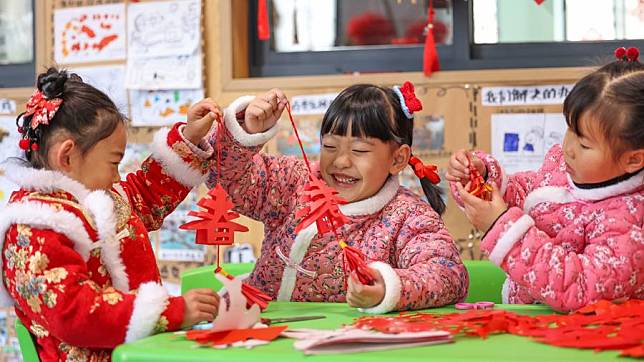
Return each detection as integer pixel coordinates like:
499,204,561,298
127,0,201,58
0,99,16,115
0,117,21,204
129,89,204,127
54,4,126,64
72,65,128,116
125,53,202,90
492,113,568,174
276,117,321,160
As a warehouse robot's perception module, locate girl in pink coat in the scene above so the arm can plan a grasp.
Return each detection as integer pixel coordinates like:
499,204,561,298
447,51,644,312
206,84,468,313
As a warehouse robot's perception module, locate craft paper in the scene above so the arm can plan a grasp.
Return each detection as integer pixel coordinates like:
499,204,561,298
126,53,202,90
129,89,203,127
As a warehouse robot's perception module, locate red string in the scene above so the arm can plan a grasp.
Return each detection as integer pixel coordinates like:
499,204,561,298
215,116,224,269
285,102,312,173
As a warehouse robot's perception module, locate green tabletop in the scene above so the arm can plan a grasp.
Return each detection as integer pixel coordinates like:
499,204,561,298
112,302,622,362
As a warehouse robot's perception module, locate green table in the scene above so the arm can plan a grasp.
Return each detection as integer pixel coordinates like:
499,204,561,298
112,302,622,361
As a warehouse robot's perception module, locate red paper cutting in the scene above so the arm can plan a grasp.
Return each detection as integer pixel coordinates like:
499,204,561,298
186,325,287,346
467,155,492,201
216,267,271,311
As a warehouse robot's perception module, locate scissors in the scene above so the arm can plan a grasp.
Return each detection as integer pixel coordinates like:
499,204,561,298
455,301,495,310
192,315,326,330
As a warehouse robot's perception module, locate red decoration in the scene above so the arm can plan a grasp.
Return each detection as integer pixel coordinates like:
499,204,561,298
409,156,440,184
24,90,63,129
423,0,441,76
257,0,270,40
626,47,639,62
615,47,627,60
216,267,271,311
185,325,286,347
18,139,30,151
347,12,394,45
534,0,545,4
285,103,374,287
398,82,423,115
354,300,644,356
466,156,492,201
180,184,249,246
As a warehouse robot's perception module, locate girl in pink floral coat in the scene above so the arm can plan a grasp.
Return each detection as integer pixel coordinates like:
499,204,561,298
447,52,644,312
207,84,468,314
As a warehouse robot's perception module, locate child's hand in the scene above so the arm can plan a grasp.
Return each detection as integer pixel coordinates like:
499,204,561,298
346,269,385,309
180,288,220,329
243,88,288,134
446,149,486,185
183,98,223,145
455,182,507,232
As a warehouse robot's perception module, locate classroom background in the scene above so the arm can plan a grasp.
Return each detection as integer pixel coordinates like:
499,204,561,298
0,0,642,359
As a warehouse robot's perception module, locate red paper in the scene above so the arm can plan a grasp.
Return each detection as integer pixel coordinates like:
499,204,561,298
341,241,375,285
186,325,286,346
353,300,644,356
295,174,349,234
217,267,272,311
467,157,492,201
180,184,249,246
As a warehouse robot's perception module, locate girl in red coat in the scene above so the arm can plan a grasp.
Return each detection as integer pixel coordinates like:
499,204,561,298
0,68,220,361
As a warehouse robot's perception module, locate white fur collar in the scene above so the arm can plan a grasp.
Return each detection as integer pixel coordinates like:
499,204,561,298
567,168,644,201
1,160,129,291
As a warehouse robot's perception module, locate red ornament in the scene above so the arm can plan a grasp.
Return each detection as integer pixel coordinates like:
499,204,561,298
466,156,492,201
185,325,286,347
534,0,545,4
215,267,272,311
257,0,270,40
18,139,30,150
615,47,627,60
295,174,348,234
409,156,440,184
399,82,423,115
626,47,639,62
30,143,39,152
423,0,441,76
24,89,63,129
340,241,375,285
347,12,394,45
180,184,249,246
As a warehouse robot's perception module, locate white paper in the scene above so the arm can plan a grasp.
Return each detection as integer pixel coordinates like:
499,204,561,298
54,4,126,64
0,99,16,115
290,93,338,115
491,113,568,174
127,0,201,58
72,65,128,116
481,84,574,106
0,117,22,205
129,89,204,127
210,274,261,332
125,53,202,90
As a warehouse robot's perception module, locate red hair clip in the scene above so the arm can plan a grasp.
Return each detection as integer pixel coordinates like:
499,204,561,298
409,156,440,184
614,47,639,62
393,81,423,119
24,89,63,129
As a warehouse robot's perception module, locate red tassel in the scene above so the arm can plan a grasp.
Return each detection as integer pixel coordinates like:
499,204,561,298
340,240,375,285
423,0,440,76
534,0,545,4
257,0,270,40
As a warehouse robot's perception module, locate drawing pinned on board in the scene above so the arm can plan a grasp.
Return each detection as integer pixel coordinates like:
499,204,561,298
130,89,204,127
54,4,126,64
503,133,519,152
126,53,202,90
72,65,128,116
127,0,201,58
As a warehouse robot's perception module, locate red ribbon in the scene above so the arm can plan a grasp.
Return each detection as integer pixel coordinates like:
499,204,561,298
409,156,440,184
399,81,423,114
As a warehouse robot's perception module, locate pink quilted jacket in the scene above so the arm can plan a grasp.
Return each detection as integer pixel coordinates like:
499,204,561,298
450,145,644,312
206,96,468,313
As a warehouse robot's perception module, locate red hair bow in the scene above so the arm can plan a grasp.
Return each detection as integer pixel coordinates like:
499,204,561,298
24,90,63,129
409,156,440,184
614,47,639,62
399,81,423,115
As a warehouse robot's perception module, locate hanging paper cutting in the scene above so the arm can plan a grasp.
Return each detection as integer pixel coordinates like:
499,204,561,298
127,0,201,59
54,4,126,64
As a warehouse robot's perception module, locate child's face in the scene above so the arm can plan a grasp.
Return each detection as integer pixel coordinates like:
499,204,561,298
562,116,624,184
67,122,126,191
319,134,407,202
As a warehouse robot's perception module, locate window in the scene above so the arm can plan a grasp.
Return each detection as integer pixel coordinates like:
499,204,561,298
0,0,35,88
248,0,644,77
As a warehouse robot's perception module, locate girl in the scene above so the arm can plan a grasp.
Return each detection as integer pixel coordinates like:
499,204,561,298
206,83,468,314
0,68,221,361
447,49,643,312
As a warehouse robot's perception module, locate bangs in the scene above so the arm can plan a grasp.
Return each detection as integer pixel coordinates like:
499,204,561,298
320,85,402,143
563,73,606,137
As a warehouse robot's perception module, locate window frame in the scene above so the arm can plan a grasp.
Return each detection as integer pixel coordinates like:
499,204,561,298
249,0,644,77
0,0,36,88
